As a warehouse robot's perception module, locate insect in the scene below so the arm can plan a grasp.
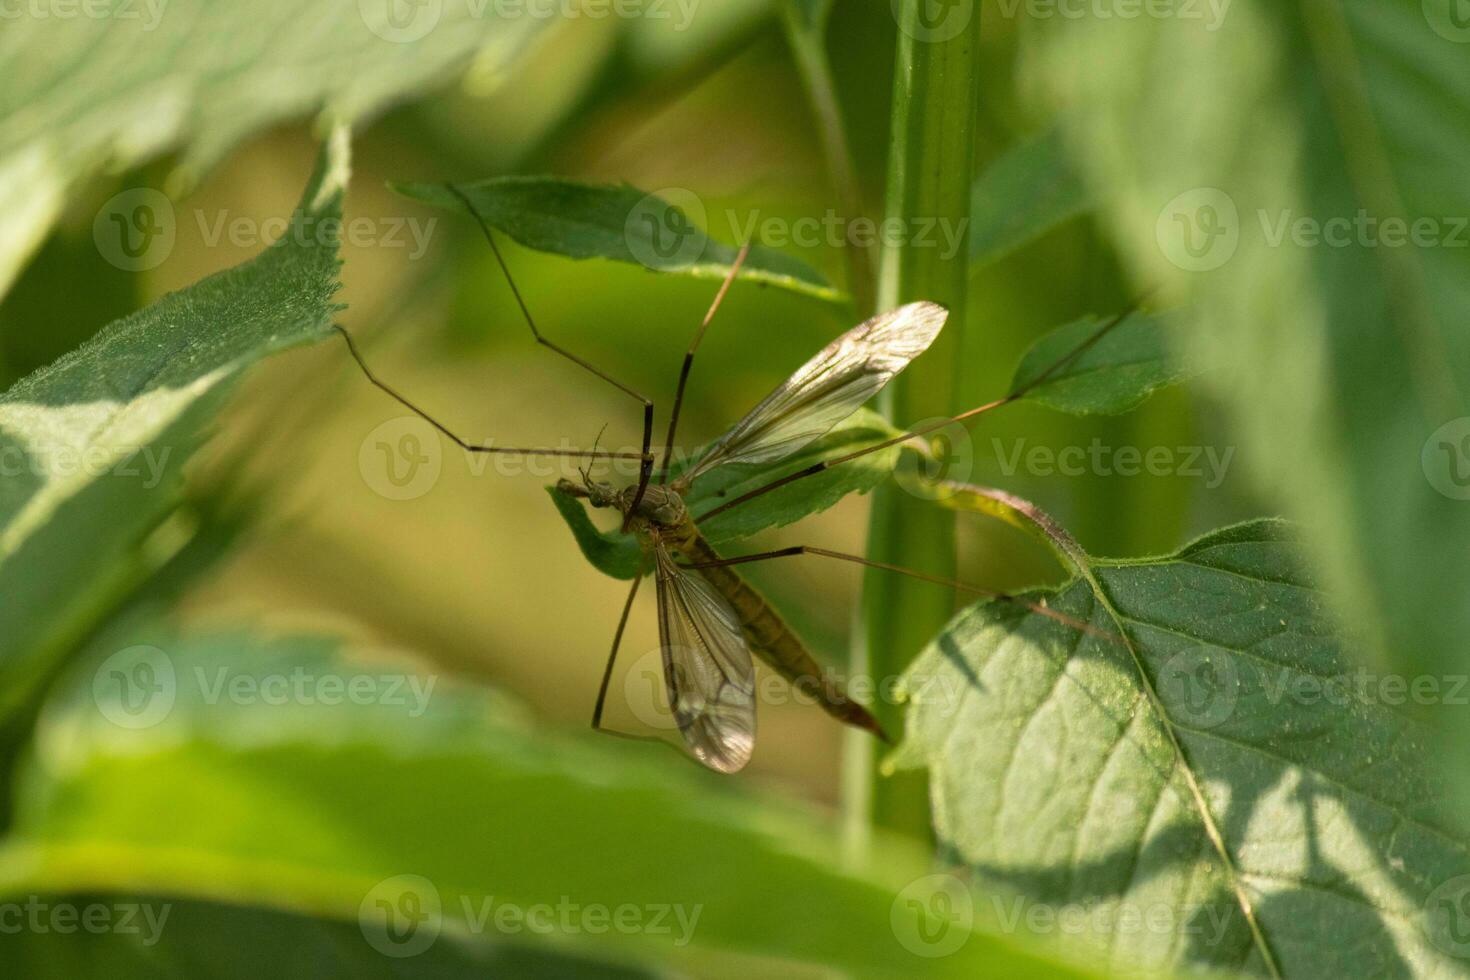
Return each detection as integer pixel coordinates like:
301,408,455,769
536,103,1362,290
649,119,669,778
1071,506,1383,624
336,185,1124,773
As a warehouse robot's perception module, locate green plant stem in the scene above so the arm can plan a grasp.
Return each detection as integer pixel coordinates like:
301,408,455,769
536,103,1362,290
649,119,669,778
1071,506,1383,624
780,4,877,317
843,1,981,847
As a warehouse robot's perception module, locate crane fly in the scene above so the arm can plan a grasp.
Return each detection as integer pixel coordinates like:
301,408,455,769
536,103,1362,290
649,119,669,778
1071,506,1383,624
336,183,1129,773
555,298,946,771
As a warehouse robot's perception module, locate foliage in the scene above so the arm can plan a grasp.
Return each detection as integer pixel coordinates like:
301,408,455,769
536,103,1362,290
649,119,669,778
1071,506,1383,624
0,1,1461,977
895,518,1469,978
1021,0,1470,799
0,127,347,727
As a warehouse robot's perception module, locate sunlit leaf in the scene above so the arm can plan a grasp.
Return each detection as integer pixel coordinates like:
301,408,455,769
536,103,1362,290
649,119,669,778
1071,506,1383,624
0,1,544,299
394,177,842,304
0,129,348,725
1022,0,1470,793
894,519,1470,978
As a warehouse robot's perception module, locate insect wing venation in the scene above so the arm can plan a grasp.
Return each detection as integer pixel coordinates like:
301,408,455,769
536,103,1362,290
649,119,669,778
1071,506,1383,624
654,547,756,773
680,301,948,485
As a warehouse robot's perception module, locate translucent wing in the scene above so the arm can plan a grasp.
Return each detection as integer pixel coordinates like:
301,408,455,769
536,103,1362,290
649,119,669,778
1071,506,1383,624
678,301,947,486
654,545,756,773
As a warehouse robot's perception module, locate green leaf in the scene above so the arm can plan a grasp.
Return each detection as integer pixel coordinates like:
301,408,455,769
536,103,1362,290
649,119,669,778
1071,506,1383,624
969,127,1091,272
894,519,1470,978
6,895,657,979
0,128,348,725
549,409,903,580
1020,3,1470,793
1011,311,1197,415
0,626,1107,979
547,484,645,581
0,1,545,299
393,177,843,303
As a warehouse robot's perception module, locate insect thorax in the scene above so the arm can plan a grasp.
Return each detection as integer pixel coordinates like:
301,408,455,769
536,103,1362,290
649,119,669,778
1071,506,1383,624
617,484,691,535
558,478,694,542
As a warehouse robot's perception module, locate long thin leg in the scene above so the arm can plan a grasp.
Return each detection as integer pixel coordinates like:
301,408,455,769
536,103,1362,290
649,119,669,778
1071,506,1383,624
657,241,752,485
696,302,1145,523
335,325,646,462
446,183,657,490
592,560,647,730
680,545,1109,639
